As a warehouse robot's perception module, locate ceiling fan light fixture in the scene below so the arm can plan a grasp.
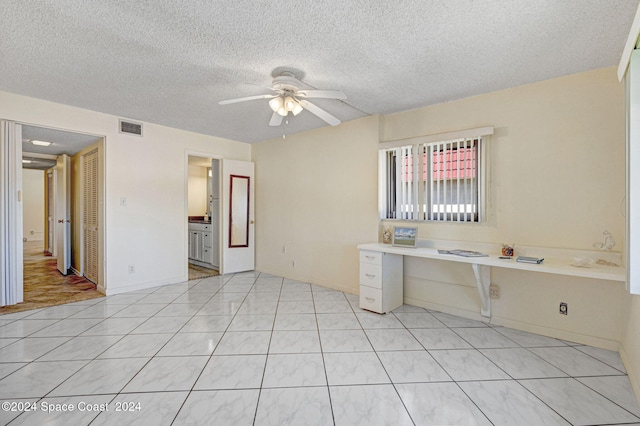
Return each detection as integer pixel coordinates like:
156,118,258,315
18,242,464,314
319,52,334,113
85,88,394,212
291,102,303,116
284,96,297,111
276,106,288,117
268,96,283,112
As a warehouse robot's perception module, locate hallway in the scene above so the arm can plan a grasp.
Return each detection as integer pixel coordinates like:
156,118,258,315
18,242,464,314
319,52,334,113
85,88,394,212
0,241,103,315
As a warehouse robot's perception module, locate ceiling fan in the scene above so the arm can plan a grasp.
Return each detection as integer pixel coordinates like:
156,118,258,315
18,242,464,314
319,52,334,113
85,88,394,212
219,72,346,127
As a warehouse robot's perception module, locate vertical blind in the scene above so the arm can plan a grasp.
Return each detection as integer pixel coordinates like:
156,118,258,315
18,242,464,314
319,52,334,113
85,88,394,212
383,136,483,222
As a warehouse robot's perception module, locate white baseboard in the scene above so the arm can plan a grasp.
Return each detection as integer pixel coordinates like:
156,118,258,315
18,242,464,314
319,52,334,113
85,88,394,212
619,346,640,408
490,316,620,351
105,275,188,296
403,296,620,351
403,297,488,322
255,267,357,295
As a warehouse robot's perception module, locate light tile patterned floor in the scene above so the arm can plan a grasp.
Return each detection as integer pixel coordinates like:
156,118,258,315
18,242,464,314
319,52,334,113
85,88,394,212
0,271,639,425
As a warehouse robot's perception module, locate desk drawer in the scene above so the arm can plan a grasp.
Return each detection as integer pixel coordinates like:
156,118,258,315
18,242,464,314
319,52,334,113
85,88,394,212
360,285,383,313
359,262,382,289
360,250,382,265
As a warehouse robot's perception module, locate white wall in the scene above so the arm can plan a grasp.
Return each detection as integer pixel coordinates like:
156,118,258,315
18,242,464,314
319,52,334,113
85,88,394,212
252,115,380,293
188,165,208,216
22,169,45,242
0,90,251,294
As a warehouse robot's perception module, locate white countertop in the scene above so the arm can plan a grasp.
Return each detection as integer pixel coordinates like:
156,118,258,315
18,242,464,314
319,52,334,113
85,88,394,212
357,243,626,282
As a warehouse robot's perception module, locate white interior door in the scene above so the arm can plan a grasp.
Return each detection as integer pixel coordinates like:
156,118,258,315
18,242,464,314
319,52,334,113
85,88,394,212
221,159,255,274
55,154,71,275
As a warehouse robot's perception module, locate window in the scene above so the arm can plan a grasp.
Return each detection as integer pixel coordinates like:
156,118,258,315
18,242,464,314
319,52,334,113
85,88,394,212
379,128,491,223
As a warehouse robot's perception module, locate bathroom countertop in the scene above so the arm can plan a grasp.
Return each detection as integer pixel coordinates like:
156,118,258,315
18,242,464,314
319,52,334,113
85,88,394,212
188,216,212,224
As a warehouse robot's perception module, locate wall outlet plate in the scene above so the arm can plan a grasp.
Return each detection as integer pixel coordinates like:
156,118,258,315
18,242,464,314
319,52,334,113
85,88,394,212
559,302,568,315
490,284,500,299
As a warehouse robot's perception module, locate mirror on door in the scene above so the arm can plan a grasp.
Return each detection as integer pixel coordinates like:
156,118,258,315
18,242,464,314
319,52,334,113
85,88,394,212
229,174,250,248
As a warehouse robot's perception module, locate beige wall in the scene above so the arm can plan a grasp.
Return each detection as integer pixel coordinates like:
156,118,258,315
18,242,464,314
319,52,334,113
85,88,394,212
1,90,250,294
383,67,627,349
381,67,626,249
253,67,627,349
252,115,380,292
22,169,45,242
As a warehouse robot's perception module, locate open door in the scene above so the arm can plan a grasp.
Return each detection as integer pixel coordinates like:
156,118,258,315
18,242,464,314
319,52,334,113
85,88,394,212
55,154,71,275
221,159,255,274
45,170,54,255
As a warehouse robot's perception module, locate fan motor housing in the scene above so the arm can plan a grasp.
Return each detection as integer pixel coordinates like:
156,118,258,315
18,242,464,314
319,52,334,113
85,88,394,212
272,74,302,92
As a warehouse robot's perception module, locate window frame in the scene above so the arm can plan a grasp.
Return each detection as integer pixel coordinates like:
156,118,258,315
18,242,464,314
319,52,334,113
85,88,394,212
378,127,492,223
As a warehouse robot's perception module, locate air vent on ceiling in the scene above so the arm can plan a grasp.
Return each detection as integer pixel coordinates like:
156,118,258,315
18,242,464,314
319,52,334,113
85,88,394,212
119,119,143,136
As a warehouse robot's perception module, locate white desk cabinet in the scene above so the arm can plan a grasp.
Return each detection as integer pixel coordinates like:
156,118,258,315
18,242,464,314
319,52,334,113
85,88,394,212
358,242,625,318
359,249,403,314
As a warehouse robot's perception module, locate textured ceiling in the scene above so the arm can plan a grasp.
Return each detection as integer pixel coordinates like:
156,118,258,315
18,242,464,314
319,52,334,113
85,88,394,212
1,1,638,143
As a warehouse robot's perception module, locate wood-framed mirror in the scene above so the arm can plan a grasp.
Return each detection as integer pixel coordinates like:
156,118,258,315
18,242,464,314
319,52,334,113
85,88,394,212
229,174,250,248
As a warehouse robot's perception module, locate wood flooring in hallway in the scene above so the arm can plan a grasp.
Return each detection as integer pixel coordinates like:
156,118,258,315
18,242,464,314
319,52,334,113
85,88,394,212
0,241,103,315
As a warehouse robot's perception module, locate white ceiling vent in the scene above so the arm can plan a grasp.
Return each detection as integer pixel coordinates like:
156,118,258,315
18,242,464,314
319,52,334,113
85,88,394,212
119,119,143,136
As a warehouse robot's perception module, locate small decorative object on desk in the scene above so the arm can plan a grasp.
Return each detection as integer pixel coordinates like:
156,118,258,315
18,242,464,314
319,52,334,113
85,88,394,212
572,257,594,268
592,230,620,267
382,226,392,244
593,230,615,251
438,249,488,257
516,256,544,264
501,243,515,257
392,226,417,248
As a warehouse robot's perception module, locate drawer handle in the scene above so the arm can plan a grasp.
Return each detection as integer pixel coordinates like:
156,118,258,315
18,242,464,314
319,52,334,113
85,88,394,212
365,297,375,302
365,256,375,260
365,274,376,278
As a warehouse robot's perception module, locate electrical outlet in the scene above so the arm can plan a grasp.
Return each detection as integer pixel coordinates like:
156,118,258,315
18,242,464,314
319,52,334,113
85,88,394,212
128,264,135,274
559,302,568,315
490,284,500,299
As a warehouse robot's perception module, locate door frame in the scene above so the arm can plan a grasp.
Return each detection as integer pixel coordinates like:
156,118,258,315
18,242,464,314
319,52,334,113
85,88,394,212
19,122,107,296
185,151,223,276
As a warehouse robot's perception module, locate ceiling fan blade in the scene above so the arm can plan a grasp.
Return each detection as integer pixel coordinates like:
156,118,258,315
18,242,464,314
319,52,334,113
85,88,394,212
219,94,275,105
269,111,284,127
297,89,346,100
298,100,341,126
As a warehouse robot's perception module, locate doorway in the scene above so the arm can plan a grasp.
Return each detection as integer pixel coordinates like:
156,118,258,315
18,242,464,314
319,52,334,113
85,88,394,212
187,155,221,279
185,154,256,277
1,124,105,313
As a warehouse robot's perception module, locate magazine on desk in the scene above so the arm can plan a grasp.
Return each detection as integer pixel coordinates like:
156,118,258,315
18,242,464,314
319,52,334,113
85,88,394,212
437,249,489,258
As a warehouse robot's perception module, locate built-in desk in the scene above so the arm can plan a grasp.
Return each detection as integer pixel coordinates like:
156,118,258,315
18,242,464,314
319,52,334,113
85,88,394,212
357,242,626,317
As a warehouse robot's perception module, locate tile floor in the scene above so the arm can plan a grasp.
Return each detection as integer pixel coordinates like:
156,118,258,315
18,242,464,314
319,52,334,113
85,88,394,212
0,271,639,425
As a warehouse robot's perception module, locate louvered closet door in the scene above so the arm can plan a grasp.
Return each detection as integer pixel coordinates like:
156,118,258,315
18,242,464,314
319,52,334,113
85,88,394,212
83,149,99,283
